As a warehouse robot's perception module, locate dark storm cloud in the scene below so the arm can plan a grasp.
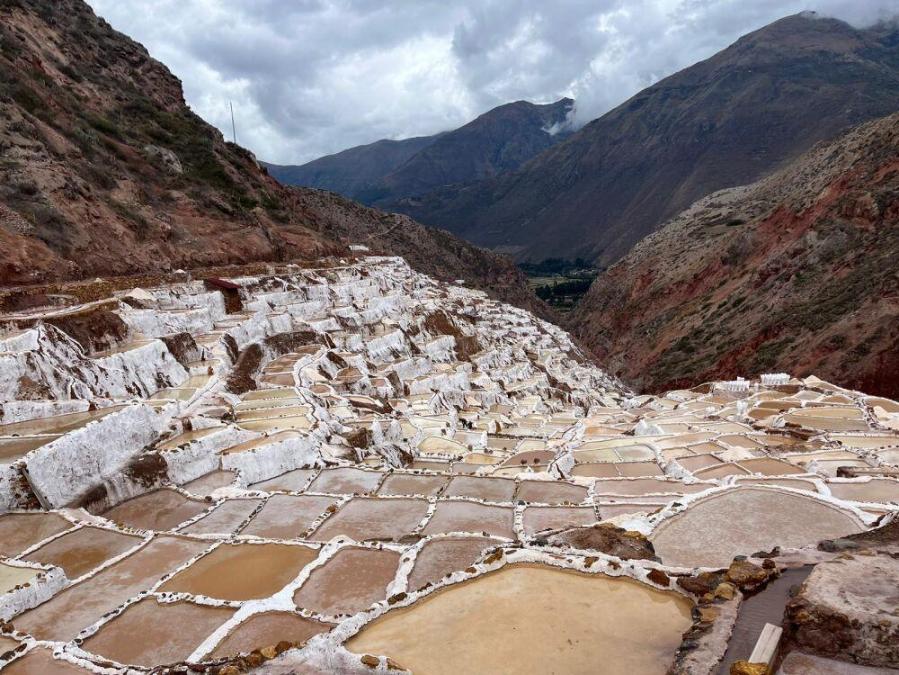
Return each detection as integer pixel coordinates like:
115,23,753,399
87,0,897,164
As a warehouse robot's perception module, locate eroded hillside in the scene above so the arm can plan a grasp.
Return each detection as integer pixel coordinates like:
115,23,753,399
570,113,899,397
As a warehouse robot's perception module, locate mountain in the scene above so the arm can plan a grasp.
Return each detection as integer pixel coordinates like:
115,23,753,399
569,112,899,398
263,134,441,202
0,0,541,314
400,14,899,264
267,98,575,206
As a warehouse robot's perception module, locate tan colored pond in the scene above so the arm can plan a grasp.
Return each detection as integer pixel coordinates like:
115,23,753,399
422,501,515,539
522,506,599,537
24,526,141,579
515,480,587,504
16,536,208,641
406,537,500,592
3,648,93,674
310,498,429,542
308,467,385,494
377,473,447,497
0,512,71,557
0,406,122,436
827,480,899,503
82,597,233,667
250,469,317,492
180,499,262,536
651,487,864,568
103,489,209,531
293,547,400,616
180,470,237,495
208,611,333,659
445,475,516,502
159,542,318,601
0,435,59,463
346,564,693,675
242,494,338,539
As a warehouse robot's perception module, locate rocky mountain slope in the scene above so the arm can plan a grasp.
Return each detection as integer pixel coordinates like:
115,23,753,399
0,0,539,313
401,14,899,264
263,133,441,202
268,98,574,207
569,112,899,397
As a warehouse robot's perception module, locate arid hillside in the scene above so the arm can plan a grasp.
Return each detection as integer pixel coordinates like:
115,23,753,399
570,113,899,397
0,0,539,313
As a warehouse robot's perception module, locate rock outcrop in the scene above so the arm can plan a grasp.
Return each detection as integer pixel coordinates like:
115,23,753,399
784,552,899,668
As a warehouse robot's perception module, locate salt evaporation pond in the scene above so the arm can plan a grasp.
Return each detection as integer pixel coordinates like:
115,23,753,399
347,564,693,674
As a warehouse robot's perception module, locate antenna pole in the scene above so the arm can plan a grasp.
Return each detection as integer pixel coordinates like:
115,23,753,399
229,100,237,144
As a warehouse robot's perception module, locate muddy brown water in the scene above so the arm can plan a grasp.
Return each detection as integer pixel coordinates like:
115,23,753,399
0,435,59,462
651,487,864,568
377,473,448,497
24,526,141,579
346,564,693,675
516,480,588,504
2,647,93,674
241,494,338,539
208,611,333,659
180,499,262,536
422,501,515,539
250,469,318,492
103,489,209,531
15,536,208,641
0,406,122,436
307,468,384,494
180,470,237,495
159,542,318,601
522,506,599,537
444,475,516,502
407,537,501,591
828,480,899,503
309,498,429,542
82,597,233,667
0,512,71,557
293,547,400,616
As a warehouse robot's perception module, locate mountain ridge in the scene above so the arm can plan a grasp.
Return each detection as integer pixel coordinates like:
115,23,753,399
394,13,899,264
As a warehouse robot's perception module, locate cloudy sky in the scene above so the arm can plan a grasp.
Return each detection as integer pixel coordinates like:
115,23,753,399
87,0,896,164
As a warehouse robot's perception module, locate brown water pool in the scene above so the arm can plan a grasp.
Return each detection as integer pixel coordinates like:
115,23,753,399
180,499,262,536
516,481,588,504
293,547,400,617
24,526,141,579
346,564,693,675
0,512,71,557
15,536,208,641
241,494,339,539
180,470,237,495
307,467,384,494
309,498,429,542
421,501,515,539
103,489,209,531
522,506,599,537
406,537,501,591
444,475,517,502
250,469,318,492
159,542,318,601
82,597,233,667
377,473,448,497
208,611,333,659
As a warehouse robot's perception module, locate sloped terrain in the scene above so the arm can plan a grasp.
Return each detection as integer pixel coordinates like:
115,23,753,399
0,256,897,674
0,0,538,315
268,98,574,208
400,14,899,264
570,113,899,397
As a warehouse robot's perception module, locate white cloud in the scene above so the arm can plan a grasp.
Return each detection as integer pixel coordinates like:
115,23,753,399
86,0,897,164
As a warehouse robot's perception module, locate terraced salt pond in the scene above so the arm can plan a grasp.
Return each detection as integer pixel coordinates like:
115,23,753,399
2,257,898,673
347,565,693,674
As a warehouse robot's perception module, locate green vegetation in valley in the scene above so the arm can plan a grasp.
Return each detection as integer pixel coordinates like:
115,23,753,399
519,258,599,311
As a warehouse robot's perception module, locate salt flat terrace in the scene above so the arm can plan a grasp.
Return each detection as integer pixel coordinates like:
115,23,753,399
0,257,897,674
